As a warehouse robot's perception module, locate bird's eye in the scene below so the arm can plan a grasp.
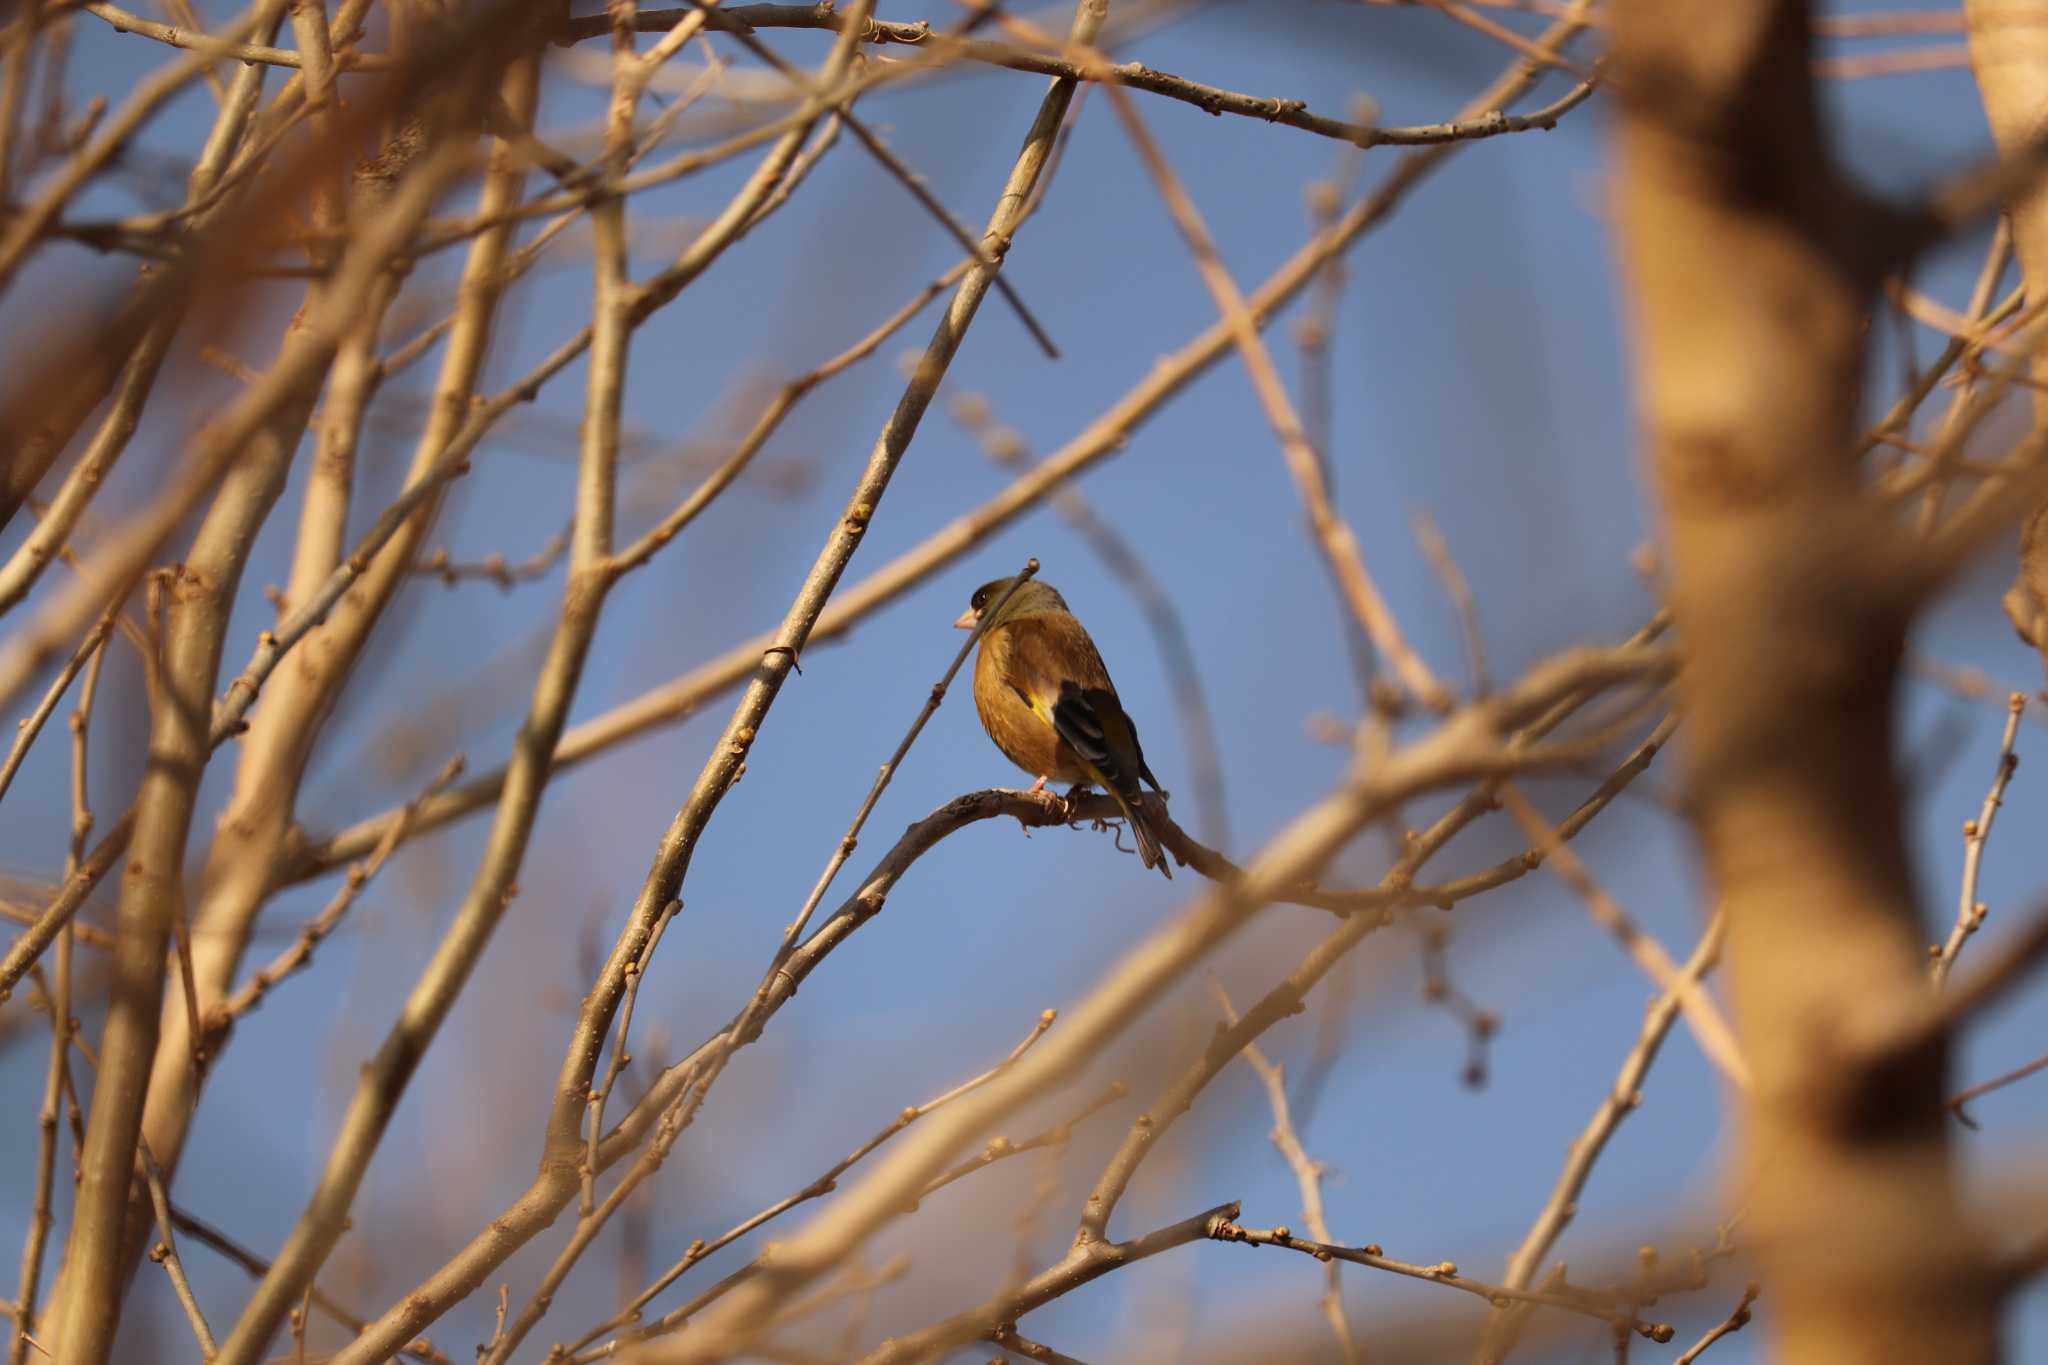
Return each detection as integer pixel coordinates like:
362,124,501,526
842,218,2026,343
971,590,988,611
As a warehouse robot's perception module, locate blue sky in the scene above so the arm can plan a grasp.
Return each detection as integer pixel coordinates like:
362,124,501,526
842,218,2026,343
4,2,2047,1361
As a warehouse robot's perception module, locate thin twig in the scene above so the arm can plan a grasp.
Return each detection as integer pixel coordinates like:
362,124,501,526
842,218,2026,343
1672,1283,1759,1365
1412,512,1491,697
1932,692,2024,984
916,1080,1128,1201
411,531,568,589
140,1139,217,1357
213,756,467,1031
582,899,678,1217
1951,1045,2048,1127
1073,643,1672,1250
0,600,120,807
1210,1221,1675,1345
987,1325,1091,1365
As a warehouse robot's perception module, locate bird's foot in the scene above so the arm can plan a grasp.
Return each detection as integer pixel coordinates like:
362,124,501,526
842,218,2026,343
1028,775,1049,795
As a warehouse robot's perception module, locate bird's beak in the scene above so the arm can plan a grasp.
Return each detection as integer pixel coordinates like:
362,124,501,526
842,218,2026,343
952,608,979,630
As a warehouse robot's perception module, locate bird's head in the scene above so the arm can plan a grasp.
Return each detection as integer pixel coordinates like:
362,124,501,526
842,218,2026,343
953,576,1068,631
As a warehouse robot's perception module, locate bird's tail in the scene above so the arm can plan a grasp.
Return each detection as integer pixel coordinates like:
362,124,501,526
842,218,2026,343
1117,792,1172,880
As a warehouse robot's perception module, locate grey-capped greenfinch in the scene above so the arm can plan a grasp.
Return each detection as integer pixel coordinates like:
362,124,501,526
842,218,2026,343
956,576,1172,878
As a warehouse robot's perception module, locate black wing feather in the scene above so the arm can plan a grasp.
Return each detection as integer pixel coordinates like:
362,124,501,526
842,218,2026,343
1051,683,1135,798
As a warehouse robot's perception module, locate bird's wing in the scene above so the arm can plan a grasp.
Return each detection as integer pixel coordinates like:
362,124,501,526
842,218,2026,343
999,615,1158,800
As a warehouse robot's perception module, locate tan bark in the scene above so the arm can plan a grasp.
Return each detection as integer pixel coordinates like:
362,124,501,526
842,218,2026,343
1969,0,2048,664
1612,2,1996,1361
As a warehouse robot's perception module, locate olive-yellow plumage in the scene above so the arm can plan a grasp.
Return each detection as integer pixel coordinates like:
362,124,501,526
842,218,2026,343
955,577,1171,877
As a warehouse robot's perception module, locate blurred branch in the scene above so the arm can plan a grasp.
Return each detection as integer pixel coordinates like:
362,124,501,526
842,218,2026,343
988,1326,1090,1365
411,530,568,590
916,1078,1128,1201
1416,922,1498,1088
3,613,93,1365
80,65,556,1336
0,36,289,611
1612,0,1999,1359
1412,512,1490,697
1854,894,2048,1075
0,0,440,548
0,22,506,716
1950,1043,2048,1128
607,251,976,576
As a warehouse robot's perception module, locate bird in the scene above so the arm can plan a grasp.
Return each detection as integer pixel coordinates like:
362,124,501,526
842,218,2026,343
955,575,1173,878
